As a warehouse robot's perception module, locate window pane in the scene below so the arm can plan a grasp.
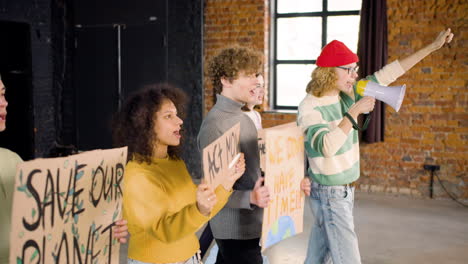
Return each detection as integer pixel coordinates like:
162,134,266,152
277,17,322,60
277,0,322,13
327,15,360,53
328,0,362,11
276,64,315,107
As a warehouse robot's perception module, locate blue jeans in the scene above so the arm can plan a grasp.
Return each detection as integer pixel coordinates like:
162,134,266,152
304,182,361,264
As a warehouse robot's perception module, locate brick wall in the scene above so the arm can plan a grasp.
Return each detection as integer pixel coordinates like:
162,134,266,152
203,0,467,199
359,0,467,199
204,0,269,112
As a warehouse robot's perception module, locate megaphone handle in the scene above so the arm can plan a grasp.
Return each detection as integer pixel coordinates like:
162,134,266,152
344,112,372,131
361,114,372,130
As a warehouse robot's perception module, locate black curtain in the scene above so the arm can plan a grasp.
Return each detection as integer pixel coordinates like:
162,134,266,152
357,0,388,143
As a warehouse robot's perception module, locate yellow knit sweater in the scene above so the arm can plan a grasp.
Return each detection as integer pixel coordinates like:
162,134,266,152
123,157,230,263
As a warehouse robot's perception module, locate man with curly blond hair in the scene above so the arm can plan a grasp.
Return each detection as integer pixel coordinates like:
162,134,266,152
197,46,270,263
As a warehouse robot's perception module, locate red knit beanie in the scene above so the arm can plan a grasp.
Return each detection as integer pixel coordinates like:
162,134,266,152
316,40,359,67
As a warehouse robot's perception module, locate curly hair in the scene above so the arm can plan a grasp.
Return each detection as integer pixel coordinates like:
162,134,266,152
305,67,338,97
207,45,263,95
112,83,188,163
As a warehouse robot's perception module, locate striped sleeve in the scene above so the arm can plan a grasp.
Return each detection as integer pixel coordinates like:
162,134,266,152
374,60,405,86
298,100,348,158
305,124,348,158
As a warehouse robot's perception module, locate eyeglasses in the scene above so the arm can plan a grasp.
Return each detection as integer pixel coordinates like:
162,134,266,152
336,66,359,75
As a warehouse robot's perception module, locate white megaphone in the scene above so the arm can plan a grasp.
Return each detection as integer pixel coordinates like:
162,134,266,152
356,80,406,112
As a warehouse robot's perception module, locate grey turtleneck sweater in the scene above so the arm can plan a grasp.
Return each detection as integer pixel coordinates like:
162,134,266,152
197,94,262,240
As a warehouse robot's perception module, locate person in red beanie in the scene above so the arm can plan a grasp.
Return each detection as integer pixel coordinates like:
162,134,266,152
297,29,454,264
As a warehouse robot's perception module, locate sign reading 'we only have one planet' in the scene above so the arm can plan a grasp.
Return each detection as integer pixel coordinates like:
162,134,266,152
259,123,305,251
9,147,127,264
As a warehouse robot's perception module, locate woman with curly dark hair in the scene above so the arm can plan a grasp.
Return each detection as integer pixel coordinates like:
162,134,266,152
112,83,245,264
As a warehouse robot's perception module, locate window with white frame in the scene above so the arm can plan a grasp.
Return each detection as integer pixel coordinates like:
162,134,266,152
271,0,362,110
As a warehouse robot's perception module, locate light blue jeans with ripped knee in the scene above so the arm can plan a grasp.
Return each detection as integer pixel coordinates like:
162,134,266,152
304,182,361,264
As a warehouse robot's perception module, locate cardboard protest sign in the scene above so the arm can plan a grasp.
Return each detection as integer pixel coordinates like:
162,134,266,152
9,147,127,264
258,122,297,174
260,123,305,251
202,123,240,189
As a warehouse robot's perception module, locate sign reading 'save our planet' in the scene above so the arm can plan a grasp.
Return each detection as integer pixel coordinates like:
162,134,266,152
9,147,127,264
